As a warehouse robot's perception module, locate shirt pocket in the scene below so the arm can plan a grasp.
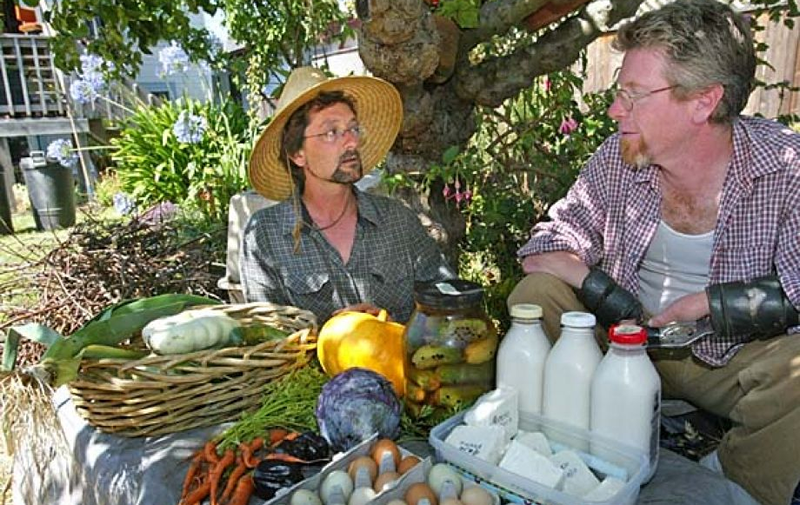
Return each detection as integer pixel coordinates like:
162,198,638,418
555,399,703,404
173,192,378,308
365,263,414,317
283,269,332,315
714,240,775,280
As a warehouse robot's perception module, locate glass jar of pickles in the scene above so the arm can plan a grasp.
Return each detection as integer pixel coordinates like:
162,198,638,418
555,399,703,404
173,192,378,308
403,279,497,417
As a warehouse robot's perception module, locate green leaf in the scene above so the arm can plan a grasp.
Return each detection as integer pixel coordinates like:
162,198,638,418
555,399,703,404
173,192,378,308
442,145,460,164
2,324,63,372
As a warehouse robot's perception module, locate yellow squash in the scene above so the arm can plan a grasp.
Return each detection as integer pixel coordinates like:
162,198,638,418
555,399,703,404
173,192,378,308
317,309,406,396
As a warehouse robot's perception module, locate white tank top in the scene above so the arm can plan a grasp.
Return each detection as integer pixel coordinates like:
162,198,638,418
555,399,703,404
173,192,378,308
638,221,714,315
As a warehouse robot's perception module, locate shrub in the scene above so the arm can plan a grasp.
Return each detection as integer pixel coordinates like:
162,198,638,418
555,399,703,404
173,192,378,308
111,97,256,222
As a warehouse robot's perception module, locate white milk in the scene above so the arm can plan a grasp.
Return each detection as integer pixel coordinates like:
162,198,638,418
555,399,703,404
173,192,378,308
542,312,602,450
590,324,661,482
496,304,552,417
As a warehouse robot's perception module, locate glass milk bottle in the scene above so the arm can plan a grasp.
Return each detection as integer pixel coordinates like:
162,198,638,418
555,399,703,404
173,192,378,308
591,324,661,482
496,304,551,417
542,311,602,449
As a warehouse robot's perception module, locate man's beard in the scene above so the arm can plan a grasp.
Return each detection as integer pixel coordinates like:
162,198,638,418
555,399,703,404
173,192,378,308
330,150,363,183
621,136,652,170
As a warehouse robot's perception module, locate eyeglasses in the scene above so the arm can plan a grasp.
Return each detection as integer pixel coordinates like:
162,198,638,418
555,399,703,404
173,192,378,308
304,125,364,144
613,85,677,111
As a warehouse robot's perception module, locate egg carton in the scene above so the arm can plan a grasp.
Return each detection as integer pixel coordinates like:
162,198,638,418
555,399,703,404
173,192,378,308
429,411,649,505
255,434,425,505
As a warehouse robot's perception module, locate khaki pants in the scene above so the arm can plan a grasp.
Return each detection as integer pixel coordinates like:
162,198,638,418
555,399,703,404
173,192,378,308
509,273,800,505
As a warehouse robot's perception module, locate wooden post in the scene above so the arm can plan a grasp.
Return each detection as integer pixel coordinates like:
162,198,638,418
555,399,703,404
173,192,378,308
0,138,17,213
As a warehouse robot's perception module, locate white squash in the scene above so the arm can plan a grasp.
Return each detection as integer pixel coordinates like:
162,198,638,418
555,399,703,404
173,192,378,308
142,309,241,355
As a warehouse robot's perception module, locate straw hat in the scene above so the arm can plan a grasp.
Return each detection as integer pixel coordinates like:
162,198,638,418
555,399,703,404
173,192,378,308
249,67,403,201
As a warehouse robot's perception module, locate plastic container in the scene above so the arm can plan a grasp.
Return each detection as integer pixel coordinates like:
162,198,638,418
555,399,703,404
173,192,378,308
403,279,497,417
542,312,602,449
429,410,649,505
20,151,76,231
591,324,661,483
496,304,551,417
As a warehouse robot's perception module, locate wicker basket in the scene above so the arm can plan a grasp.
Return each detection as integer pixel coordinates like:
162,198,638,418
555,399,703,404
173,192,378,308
68,303,318,437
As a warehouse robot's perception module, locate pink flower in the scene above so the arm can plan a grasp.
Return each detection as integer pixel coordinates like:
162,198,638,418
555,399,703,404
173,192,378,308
544,78,551,92
558,117,579,135
443,185,452,199
463,190,472,202
454,178,461,191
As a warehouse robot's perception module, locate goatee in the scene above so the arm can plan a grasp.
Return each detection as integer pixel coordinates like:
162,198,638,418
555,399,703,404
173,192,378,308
331,150,363,183
621,137,652,170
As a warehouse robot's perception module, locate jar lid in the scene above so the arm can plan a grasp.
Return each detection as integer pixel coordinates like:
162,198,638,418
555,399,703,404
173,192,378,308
609,324,647,345
561,311,596,328
510,303,543,319
414,279,484,309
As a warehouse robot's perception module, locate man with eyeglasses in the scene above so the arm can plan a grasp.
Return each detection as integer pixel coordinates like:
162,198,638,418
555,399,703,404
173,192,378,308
240,67,455,324
508,0,800,503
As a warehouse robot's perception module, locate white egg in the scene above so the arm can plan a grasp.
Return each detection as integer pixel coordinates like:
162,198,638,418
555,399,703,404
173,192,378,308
427,463,463,497
460,486,493,505
348,487,377,505
291,489,323,505
320,470,354,505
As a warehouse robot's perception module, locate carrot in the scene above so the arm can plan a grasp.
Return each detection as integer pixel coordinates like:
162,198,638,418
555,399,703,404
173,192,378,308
226,474,255,505
181,452,206,502
265,452,313,464
180,480,210,505
221,456,247,504
204,440,221,464
210,448,236,505
268,428,290,446
241,438,264,469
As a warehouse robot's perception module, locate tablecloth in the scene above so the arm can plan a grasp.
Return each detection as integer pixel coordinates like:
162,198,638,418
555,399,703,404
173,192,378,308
10,386,759,505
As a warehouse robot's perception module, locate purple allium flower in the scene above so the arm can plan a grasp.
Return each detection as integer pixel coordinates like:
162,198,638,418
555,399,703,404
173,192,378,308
112,192,136,215
172,111,207,144
80,53,104,74
159,41,190,76
558,117,579,136
69,78,100,104
46,139,78,168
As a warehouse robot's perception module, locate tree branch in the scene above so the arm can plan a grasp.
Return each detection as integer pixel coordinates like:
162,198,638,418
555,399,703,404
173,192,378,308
456,0,644,107
462,0,552,50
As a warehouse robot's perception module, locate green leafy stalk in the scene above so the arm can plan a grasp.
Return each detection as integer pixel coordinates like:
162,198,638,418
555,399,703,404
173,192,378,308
216,364,328,452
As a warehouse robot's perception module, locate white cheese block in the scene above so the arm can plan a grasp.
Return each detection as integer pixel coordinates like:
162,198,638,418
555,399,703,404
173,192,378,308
444,424,507,465
464,387,519,443
514,430,552,456
498,440,564,489
582,477,626,501
549,450,601,497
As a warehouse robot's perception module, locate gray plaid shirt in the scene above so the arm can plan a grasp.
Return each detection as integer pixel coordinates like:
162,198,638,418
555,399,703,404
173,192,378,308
519,116,800,366
240,188,455,324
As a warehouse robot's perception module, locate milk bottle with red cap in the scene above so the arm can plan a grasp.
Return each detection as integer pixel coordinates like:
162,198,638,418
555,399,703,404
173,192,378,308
542,311,602,449
496,303,551,416
590,324,661,482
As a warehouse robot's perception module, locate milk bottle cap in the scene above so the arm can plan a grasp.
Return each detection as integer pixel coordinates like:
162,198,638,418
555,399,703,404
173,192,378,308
609,324,647,345
560,311,596,328
510,303,543,319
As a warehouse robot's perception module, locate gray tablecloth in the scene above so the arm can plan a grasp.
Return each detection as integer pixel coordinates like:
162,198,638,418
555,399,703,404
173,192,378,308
11,386,759,505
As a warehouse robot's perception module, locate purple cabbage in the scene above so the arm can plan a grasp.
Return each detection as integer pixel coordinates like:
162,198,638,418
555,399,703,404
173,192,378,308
316,368,402,452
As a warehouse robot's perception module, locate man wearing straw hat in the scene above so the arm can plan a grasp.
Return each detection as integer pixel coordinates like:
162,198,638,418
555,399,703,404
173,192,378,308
240,67,455,324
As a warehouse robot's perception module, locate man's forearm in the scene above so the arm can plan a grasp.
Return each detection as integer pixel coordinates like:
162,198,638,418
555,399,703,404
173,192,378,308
521,251,590,288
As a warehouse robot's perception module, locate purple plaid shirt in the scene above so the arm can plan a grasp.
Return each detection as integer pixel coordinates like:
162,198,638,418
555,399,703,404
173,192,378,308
518,116,800,366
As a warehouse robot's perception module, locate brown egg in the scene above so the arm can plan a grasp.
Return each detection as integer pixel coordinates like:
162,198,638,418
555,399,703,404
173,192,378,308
441,499,463,505
405,482,438,505
371,439,401,470
459,486,493,505
347,456,378,484
373,471,401,493
397,455,421,474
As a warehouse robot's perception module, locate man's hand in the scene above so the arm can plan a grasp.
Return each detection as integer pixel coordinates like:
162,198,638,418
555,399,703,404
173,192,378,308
331,303,389,319
648,292,710,327
521,251,590,288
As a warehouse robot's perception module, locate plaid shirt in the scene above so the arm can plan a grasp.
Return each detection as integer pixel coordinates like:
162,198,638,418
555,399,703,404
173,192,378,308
240,189,455,324
519,116,800,366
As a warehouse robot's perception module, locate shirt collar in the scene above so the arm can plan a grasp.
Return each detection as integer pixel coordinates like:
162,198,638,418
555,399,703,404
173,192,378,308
279,186,381,236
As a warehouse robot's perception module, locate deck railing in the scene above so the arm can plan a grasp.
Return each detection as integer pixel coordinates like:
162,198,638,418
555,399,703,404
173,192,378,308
0,33,160,122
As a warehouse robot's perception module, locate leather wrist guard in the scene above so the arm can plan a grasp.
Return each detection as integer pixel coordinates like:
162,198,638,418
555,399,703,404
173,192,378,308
577,267,644,329
706,275,800,339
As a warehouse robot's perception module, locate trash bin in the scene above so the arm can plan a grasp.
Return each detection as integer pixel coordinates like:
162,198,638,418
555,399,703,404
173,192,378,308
21,151,76,231
0,169,12,235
